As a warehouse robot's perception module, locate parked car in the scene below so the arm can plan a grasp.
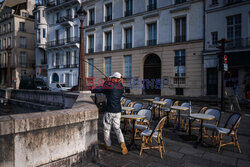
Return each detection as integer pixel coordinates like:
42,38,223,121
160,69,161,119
19,77,48,90
49,83,72,92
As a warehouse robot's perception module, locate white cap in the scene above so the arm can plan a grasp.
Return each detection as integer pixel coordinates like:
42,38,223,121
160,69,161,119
110,72,122,79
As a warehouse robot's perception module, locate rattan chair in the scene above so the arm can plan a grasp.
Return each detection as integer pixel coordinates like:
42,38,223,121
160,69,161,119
124,99,132,107
133,103,143,114
214,113,241,153
121,98,127,106
140,116,167,159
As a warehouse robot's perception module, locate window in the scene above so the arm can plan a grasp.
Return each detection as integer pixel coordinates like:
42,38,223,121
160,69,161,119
89,9,95,25
20,37,26,48
74,25,78,37
225,0,242,6
22,12,28,17
66,9,71,18
175,17,186,42
147,23,157,46
211,32,218,45
3,39,6,49
125,27,132,48
227,14,241,47
125,0,133,17
38,29,41,43
65,27,70,43
55,53,60,66
88,59,94,77
43,29,46,38
105,3,112,22
56,30,59,44
19,22,25,31
74,50,77,65
7,37,11,47
175,0,186,4
66,51,71,66
105,31,112,51
124,55,132,78
105,57,111,76
88,35,94,53
174,50,185,77
211,0,218,5
56,12,59,23
148,0,157,11
38,10,40,23
20,52,27,67
3,24,6,32
8,22,11,32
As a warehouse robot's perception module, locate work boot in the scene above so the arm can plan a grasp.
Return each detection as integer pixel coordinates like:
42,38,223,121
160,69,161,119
120,142,128,155
104,143,111,151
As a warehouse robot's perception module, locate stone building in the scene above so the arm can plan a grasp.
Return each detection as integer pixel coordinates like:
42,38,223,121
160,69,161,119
83,0,204,96
34,0,81,87
0,0,35,89
203,0,250,100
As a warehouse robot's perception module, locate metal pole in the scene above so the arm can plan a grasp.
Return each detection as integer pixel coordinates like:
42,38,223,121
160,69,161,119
78,20,86,91
6,47,11,87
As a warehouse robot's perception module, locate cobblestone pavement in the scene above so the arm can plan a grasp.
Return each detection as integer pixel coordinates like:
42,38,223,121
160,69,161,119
86,103,250,167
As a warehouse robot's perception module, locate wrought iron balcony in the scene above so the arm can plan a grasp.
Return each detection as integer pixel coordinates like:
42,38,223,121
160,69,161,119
147,3,157,11
46,37,79,48
175,35,186,42
124,43,132,49
105,46,111,51
147,39,157,46
226,37,250,49
124,10,132,17
105,15,112,22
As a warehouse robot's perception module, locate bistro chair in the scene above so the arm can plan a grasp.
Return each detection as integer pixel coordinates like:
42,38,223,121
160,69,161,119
133,103,143,114
140,116,167,159
124,99,132,107
121,98,127,106
177,102,191,129
214,113,241,153
120,97,125,102
168,100,179,126
162,99,172,119
202,108,221,140
130,109,152,141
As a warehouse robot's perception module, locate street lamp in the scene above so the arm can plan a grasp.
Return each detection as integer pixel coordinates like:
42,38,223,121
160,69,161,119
6,46,12,87
77,4,87,91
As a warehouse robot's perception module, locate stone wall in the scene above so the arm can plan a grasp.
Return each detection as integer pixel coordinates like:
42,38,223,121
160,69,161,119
0,92,99,167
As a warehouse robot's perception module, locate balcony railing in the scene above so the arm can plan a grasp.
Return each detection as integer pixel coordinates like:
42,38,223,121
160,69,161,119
147,39,157,46
124,43,132,49
173,77,186,85
105,15,112,22
105,46,111,51
46,36,79,47
89,20,95,25
175,35,186,42
88,48,94,53
124,10,132,17
226,37,250,49
70,64,78,68
147,3,157,11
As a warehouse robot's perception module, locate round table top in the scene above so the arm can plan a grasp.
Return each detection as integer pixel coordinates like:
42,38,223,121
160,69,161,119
170,106,189,111
121,115,146,120
152,101,167,105
190,113,215,121
122,107,135,111
143,99,155,102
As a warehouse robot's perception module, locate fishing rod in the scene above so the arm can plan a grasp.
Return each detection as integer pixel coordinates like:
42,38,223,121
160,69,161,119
82,59,108,78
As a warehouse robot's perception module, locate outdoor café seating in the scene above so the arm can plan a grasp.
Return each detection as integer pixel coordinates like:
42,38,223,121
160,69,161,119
140,116,167,159
214,113,242,153
124,99,132,107
132,103,143,114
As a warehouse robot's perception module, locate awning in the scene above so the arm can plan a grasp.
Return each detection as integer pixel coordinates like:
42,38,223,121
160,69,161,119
227,51,250,68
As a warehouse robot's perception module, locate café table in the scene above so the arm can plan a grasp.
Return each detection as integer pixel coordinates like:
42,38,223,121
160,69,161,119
142,99,155,105
121,107,135,115
170,106,189,130
152,101,167,119
189,113,215,144
121,114,146,150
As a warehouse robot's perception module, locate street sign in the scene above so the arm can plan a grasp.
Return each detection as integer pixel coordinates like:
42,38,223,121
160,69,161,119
224,64,228,71
13,78,17,82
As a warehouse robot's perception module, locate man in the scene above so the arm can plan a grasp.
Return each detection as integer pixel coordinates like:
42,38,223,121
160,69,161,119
95,72,128,155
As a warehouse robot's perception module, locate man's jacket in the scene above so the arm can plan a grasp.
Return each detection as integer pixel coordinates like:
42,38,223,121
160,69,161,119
93,80,124,113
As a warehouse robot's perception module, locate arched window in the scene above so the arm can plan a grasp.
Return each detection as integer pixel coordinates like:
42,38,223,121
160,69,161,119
52,73,59,83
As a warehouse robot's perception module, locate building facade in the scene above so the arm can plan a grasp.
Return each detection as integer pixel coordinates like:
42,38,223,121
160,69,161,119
83,0,204,96
203,0,250,100
0,0,35,89
34,0,81,87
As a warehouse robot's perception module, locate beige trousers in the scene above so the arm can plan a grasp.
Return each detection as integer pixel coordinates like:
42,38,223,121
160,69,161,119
103,112,125,146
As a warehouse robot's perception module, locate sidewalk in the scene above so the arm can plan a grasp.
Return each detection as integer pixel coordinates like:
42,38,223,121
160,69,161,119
85,104,250,167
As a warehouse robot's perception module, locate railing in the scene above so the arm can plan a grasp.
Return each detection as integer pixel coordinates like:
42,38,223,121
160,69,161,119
175,0,187,4
226,37,250,49
124,10,132,17
105,15,112,22
105,46,111,51
124,43,132,49
70,64,78,68
147,39,157,46
46,37,79,47
63,64,70,68
172,77,186,85
0,29,13,35
57,15,73,23
224,0,242,6
175,35,186,42
89,20,95,25
19,28,26,32
88,48,94,53
147,3,157,11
